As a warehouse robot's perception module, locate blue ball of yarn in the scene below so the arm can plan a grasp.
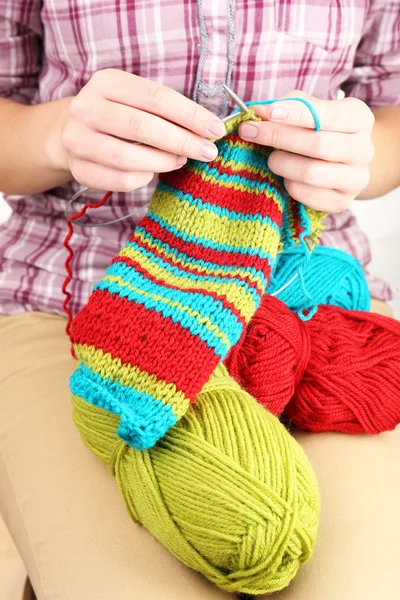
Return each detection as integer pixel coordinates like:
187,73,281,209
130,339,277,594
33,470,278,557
269,245,370,316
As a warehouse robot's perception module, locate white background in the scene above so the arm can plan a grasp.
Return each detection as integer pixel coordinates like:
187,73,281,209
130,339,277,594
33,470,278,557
1,190,399,317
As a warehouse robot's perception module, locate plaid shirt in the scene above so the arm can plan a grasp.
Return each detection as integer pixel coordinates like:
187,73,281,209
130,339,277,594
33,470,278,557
0,0,398,316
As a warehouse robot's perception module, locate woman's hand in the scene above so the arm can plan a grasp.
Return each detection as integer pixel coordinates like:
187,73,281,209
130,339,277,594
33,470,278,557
61,69,226,192
238,91,375,213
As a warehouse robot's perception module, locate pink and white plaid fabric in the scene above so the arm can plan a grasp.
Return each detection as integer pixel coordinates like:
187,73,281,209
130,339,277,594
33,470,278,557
0,0,399,316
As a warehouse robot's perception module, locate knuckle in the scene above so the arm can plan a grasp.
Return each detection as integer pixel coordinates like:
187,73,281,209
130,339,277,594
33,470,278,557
68,95,86,119
301,161,320,186
269,125,282,148
177,134,193,156
325,102,339,129
91,68,114,87
286,89,304,98
145,82,166,107
127,113,145,140
311,134,326,158
61,126,78,154
296,101,307,126
183,104,200,128
110,147,127,170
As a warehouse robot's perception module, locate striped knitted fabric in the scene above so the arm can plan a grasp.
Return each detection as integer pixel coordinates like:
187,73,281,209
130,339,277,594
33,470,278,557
69,112,319,450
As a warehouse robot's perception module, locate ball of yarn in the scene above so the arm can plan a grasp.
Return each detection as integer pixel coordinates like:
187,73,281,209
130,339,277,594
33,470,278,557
72,364,320,595
269,245,371,314
227,296,400,434
287,306,400,434
225,295,310,416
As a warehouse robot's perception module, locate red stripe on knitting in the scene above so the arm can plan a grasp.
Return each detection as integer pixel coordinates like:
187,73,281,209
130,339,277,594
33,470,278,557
160,170,284,223
207,158,278,185
113,248,264,297
70,289,221,400
133,217,273,281
111,255,248,324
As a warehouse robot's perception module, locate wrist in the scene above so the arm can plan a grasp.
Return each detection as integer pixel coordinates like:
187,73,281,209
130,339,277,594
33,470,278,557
41,97,74,176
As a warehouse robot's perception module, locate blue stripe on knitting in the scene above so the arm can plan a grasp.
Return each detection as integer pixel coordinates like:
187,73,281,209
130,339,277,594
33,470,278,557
127,236,270,289
70,364,176,450
100,262,244,347
156,181,280,234
209,143,276,173
95,270,243,355
116,244,261,303
187,160,288,205
147,212,274,260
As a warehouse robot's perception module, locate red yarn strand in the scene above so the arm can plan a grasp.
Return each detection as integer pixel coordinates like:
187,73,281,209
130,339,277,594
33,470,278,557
62,190,112,351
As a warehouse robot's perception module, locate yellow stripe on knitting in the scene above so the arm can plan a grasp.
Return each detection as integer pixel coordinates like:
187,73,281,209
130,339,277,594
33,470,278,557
74,344,190,418
116,246,258,317
120,238,266,290
102,274,238,342
150,192,281,259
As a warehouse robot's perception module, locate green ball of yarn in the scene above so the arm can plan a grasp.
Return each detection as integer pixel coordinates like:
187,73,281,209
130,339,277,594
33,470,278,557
72,364,320,596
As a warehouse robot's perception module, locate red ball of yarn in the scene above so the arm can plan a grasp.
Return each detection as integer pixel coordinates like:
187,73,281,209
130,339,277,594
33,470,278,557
226,295,400,435
288,305,400,434
225,295,310,416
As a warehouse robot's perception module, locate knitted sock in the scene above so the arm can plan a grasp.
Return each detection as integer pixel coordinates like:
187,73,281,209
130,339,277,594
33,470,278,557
70,112,315,449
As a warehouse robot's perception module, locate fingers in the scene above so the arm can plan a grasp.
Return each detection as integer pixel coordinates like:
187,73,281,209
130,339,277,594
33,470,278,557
268,151,371,195
90,69,226,139
69,158,155,192
283,180,354,213
239,122,374,165
63,126,187,173
253,91,375,133
69,97,219,162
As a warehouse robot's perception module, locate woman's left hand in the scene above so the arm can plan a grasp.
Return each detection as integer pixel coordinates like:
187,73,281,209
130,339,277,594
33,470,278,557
238,91,375,213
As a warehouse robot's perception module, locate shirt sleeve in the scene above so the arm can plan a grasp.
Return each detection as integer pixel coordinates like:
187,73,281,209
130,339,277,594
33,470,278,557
0,1,43,104
341,0,400,108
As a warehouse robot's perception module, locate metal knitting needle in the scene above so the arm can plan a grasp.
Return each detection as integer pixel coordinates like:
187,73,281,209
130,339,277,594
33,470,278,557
222,85,257,123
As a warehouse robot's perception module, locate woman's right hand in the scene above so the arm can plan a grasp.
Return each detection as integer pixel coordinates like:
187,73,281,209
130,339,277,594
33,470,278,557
61,69,226,192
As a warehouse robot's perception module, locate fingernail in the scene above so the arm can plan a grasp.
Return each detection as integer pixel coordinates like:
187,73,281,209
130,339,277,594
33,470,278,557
206,120,226,139
176,156,187,167
201,143,218,161
270,106,289,121
240,123,258,139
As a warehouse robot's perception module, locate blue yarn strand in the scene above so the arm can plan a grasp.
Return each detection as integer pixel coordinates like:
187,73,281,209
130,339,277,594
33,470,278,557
231,97,321,131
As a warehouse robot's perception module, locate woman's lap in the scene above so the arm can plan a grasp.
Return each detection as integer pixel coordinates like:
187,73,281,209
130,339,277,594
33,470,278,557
0,308,399,600
0,312,230,600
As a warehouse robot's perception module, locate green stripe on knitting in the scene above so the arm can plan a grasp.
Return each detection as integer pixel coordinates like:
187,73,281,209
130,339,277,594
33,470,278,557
147,212,276,261
126,235,269,289
156,182,281,233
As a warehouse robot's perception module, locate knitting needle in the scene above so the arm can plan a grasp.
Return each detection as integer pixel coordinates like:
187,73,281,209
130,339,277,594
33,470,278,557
67,87,251,224
222,85,257,123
